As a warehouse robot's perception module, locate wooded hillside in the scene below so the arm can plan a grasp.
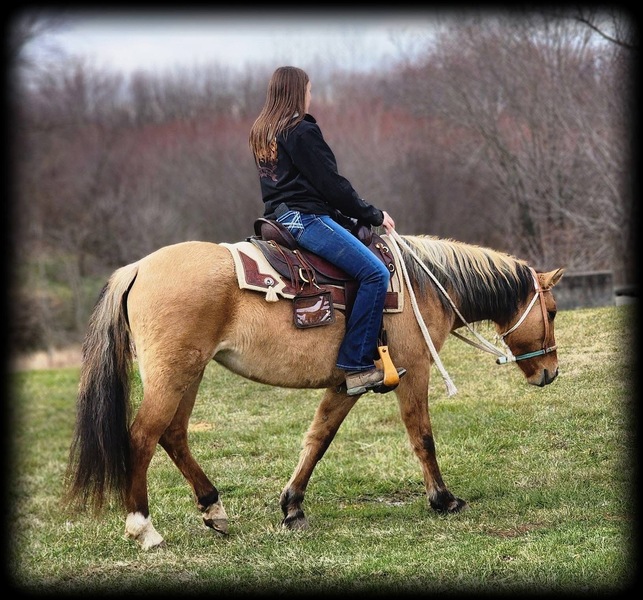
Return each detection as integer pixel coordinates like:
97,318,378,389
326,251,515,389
8,10,635,354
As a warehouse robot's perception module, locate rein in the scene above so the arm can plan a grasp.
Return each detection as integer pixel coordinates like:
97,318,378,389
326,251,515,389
387,231,555,394
387,231,458,396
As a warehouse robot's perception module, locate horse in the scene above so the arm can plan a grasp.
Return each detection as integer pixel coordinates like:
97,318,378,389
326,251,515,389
64,232,564,550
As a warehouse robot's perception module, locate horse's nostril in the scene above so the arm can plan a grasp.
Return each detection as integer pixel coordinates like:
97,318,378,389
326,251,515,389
536,369,553,387
542,368,559,386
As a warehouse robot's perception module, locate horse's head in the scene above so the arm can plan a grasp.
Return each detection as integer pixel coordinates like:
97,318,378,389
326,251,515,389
497,267,565,387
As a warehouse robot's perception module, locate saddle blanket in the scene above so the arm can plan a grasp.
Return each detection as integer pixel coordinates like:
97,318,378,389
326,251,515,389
221,240,404,313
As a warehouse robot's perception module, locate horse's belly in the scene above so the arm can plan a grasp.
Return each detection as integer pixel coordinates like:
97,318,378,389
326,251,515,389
213,322,345,389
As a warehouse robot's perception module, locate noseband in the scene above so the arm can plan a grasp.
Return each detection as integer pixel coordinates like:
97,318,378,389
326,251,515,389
496,268,557,364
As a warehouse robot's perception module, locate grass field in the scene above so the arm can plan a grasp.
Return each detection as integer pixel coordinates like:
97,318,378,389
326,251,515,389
6,305,636,595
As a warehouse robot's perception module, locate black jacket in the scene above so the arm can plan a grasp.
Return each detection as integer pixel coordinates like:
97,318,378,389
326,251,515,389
258,114,384,227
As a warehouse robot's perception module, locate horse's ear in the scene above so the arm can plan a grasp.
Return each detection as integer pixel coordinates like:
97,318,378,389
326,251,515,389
540,268,565,289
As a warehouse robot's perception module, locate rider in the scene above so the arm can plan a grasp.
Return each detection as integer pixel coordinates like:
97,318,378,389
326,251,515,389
249,66,404,396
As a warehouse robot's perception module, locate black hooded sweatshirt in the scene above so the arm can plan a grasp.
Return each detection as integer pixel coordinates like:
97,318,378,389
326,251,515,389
257,113,384,228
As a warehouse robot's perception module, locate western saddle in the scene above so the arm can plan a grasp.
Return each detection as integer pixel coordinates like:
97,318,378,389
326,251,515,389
250,218,396,308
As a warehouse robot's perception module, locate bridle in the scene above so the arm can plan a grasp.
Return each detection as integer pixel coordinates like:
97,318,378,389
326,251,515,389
387,231,558,396
495,267,557,364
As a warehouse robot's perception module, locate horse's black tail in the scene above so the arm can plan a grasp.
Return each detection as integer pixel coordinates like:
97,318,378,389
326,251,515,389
63,262,139,514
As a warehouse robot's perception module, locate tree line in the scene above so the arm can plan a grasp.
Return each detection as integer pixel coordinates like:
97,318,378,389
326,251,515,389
8,10,634,355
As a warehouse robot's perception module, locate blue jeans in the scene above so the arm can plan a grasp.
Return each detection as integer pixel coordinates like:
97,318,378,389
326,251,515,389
277,211,390,372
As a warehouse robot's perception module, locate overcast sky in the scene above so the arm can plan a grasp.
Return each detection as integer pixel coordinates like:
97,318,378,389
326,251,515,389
22,9,440,76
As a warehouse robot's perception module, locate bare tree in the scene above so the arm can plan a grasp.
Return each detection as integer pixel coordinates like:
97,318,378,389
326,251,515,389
389,13,632,280
571,6,636,50
569,7,636,283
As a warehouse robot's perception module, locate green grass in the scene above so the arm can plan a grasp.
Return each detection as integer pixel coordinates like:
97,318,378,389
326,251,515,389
6,305,636,595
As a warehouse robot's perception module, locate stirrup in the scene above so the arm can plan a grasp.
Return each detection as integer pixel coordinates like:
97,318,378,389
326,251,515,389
371,367,407,394
376,344,400,387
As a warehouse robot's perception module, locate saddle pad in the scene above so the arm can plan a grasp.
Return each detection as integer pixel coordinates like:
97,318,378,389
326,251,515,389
221,241,403,313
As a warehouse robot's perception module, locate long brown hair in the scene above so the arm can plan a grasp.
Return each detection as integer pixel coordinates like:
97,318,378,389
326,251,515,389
249,66,309,165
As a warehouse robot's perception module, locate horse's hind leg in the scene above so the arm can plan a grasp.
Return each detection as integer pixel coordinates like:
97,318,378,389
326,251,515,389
124,384,180,550
124,367,224,550
395,369,467,513
125,370,228,550
280,387,359,529
158,371,228,536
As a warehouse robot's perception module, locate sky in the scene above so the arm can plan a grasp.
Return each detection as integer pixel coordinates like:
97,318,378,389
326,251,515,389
21,9,440,76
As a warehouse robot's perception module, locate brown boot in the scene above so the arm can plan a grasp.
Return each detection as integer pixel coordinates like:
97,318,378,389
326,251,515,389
345,367,406,396
345,368,384,396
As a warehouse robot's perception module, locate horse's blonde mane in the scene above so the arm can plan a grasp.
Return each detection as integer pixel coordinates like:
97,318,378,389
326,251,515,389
399,235,533,323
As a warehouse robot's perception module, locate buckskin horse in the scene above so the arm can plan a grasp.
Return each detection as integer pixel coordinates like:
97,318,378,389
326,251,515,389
64,228,563,550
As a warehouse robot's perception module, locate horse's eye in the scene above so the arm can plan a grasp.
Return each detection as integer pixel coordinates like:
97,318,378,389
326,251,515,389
548,310,557,321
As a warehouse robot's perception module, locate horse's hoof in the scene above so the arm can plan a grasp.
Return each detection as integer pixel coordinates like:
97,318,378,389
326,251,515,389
142,538,167,551
125,512,166,550
448,498,469,513
124,531,166,551
204,517,229,535
282,511,309,530
202,499,229,535
430,491,468,514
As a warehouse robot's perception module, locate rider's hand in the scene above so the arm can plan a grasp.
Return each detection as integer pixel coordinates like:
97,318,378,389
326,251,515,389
381,211,396,233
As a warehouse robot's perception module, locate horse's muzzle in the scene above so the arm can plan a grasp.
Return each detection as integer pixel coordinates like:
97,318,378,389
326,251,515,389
532,367,559,387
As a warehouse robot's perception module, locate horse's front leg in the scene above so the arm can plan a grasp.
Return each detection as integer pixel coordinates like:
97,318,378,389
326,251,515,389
280,387,359,529
395,369,468,513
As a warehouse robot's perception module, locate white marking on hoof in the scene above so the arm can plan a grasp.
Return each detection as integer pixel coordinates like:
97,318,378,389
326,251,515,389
125,512,165,550
202,499,228,535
